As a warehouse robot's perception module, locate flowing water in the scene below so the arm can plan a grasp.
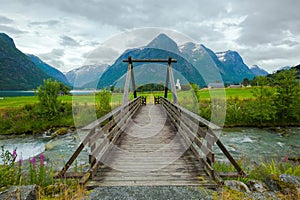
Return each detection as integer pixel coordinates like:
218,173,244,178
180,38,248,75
215,127,300,164
0,127,299,169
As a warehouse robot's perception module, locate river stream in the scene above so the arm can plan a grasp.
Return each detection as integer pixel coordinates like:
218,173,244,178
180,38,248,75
0,127,299,169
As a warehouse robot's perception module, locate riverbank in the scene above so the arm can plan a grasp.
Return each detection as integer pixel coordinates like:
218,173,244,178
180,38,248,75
0,127,299,199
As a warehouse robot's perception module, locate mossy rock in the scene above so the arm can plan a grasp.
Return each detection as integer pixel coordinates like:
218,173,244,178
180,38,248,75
55,128,68,136
43,183,68,195
265,174,300,198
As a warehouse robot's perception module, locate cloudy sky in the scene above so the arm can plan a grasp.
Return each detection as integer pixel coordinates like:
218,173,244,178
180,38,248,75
0,0,299,73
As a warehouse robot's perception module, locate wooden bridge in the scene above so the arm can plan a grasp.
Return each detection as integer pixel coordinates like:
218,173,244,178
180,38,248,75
56,57,245,189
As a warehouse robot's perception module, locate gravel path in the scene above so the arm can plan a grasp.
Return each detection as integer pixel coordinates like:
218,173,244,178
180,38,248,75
86,186,215,200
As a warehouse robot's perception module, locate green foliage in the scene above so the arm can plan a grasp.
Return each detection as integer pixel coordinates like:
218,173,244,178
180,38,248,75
0,146,20,187
249,159,300,181
0,103,74,135
97,89,112,117
35,79,61,118
136,83,165,92
251,79,276,125
273,69,300,124
242,78,250,86
190,82,201,100
180,84,191,91
0,147,86,198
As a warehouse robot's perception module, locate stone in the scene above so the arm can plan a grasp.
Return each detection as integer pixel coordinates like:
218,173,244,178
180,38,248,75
249,191,279,200
0,185,38,200
265,174,281,191
279,174,300,187
265,174,300,198
247,180,266,192
224,180,250,193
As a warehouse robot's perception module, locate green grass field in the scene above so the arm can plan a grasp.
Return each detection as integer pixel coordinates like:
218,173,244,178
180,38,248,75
0,87,256,110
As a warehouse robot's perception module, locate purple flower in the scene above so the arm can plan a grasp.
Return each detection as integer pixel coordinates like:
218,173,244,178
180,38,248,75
18,158,23,167
12,149,17,158
40,154,45,166
30,157,37,167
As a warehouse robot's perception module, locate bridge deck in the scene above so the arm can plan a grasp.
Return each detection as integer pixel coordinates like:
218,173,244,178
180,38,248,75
86,105,217,188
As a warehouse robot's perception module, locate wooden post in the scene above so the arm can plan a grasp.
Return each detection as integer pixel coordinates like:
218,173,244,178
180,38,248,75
164,63,169,98
129,57,137,98
122,56,132,106
168,57,178,104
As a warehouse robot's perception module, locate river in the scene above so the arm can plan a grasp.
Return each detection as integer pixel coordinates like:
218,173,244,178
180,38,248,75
0,127,299,169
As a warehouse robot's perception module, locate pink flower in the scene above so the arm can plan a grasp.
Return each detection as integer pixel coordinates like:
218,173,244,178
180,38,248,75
40,154,45,166
283,155,289,162
30,157,36,167
18,158,23,166
12,149,17,158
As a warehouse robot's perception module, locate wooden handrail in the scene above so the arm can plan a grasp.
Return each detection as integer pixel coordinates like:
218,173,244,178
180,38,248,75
159,97,245,177
56,97,142,177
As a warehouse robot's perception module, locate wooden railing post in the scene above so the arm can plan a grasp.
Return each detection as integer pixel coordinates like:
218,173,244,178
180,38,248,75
159,96,245,179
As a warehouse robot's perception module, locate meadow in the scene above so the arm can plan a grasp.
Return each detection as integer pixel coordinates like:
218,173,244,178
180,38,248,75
0,87,255,109
1,86,299,135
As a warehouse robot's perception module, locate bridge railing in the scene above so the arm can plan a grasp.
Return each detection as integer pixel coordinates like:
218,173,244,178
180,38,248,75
160,97,245,180
56,96,143,179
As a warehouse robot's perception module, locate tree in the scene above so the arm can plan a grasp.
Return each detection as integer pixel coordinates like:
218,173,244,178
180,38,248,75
242,78,250,87
181,84,191,91
97,89,112,117
190,83,200,100
59,83,71,95
35,79,61,118
273,69,299,124
251,76,275,125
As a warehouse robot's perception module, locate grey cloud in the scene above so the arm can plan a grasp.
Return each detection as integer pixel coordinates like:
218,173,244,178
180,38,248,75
235,0,300,47
60,35,80,47
39,49,65,60
2,0,300,72
0,25,25,34
83,46,120,64
38,49,65,68
29,20,60,26
0,16,14,24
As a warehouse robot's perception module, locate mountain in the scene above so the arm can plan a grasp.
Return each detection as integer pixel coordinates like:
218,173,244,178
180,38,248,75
146,33,181,55
277,66,292,71
98,34,259,88
98,47,204,88
179,42,229,84
28,54,70,85
0,33,51,90
216,51,255,83
65,64,109,88
250,65,268,76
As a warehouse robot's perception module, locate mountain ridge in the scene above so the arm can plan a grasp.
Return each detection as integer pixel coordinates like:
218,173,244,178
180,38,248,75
0,33,52,90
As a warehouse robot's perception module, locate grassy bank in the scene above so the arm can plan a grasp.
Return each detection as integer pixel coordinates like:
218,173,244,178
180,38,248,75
1,87,299,135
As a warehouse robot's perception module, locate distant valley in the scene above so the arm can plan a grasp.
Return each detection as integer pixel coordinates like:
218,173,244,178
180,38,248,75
0,32,273,90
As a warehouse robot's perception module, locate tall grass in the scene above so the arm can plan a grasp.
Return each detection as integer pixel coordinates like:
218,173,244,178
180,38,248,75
0,147,87,199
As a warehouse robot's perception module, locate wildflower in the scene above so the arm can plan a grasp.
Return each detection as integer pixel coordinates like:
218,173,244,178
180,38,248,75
12,149,17,158
40,154,45,166
30,157,37,167
283,155,289,162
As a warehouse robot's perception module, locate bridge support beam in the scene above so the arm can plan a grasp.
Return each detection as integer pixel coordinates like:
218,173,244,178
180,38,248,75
123,56,137,105
123,57,177,104
167,57,178,104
